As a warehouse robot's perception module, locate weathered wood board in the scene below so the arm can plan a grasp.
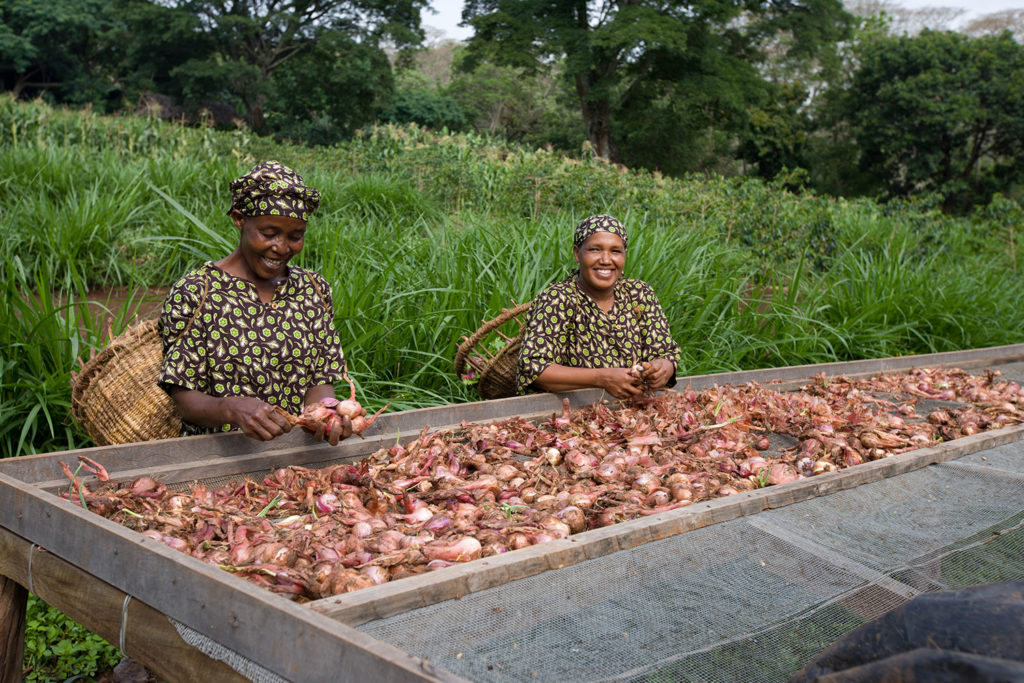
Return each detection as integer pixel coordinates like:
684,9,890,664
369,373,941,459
0,527,248,682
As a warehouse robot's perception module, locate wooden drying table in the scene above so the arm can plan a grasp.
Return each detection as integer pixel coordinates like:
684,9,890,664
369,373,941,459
3,344,1024,682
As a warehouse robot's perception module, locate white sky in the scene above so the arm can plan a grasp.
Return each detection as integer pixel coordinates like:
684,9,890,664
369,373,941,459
420,0,1024,42
895,0,1023,16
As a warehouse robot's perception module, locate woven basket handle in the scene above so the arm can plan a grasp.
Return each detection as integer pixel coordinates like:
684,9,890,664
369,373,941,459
454,301,533,376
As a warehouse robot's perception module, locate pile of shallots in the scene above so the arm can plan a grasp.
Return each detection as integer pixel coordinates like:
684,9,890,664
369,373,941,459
62,367,1023,600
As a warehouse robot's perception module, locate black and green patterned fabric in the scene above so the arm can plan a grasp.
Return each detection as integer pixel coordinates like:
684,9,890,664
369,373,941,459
158,262,346,435
573,213,628,249
515,277,681,394
228,160,321,220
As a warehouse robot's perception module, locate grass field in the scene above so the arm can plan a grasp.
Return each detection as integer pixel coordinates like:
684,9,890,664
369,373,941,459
3,95,1022,459
3,94,1024,679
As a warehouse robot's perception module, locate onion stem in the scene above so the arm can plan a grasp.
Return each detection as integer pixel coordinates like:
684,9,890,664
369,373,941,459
256,493,284,517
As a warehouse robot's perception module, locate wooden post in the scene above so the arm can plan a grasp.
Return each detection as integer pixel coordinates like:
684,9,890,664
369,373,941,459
0,576,27,683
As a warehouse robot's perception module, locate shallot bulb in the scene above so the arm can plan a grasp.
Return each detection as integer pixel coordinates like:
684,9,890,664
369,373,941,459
422,536,482,563
315,493,339,515
555,505,586,534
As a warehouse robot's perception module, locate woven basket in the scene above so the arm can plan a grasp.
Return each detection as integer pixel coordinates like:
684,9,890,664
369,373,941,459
454,301,532,400
71,318,181,445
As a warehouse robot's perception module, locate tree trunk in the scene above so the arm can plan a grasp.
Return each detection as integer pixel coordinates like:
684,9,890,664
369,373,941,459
575,74,616,161
246,98,266,134
0,577,27,683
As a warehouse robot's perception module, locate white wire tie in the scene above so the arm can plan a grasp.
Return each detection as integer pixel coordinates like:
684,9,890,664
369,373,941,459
27,543,39,595
120,594,133,654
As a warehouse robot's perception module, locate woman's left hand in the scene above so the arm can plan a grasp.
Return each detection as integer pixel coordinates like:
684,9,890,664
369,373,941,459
308,411,353,446
640,358,675,389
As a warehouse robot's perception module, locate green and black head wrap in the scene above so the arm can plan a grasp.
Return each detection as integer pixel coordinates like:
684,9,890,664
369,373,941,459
573,214,628,249
228,161,321,221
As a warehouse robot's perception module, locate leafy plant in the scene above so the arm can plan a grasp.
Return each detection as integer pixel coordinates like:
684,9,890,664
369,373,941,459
23,595,120,681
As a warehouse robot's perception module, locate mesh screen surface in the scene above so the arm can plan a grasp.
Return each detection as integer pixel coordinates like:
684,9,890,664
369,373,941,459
357,443,1024,682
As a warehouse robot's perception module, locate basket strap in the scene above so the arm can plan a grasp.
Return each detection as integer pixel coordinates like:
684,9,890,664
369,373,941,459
303,270,330,313
454,301,532,375
170,267,210,344
301,269,346,376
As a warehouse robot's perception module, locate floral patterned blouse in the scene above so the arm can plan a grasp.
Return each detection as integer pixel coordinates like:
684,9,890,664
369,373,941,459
158,262,347,435
516,276,681,394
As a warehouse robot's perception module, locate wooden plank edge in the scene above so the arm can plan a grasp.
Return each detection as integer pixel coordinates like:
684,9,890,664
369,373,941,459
312,423,1024,625
0,526,249,682
0,475,467,683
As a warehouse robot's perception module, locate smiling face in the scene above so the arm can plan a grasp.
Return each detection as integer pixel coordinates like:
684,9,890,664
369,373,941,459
574,230,626,300
230,210,307,282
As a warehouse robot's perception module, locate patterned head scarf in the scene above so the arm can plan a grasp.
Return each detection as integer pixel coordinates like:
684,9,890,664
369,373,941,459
573,214,628,250
228,161,321,221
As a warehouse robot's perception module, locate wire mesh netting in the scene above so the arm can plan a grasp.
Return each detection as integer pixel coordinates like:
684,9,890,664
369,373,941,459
356,441,1024,682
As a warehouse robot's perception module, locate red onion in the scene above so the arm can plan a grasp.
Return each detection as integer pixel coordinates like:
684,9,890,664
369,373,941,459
555,506,586,533
315,493,339,515
422,536,482,563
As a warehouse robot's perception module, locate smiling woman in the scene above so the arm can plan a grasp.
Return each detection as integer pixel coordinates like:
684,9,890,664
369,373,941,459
515,214,681,400
158,161,353,444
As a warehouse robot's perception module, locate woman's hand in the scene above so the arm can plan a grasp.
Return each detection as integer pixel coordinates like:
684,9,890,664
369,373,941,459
597,367,645,399
223,397,293,441
302,401,353,446
301,385,351,446
640,358,675,390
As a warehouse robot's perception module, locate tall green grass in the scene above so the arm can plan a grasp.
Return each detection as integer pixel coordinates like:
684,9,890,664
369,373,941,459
2,95,1023,459
4,91,1024,683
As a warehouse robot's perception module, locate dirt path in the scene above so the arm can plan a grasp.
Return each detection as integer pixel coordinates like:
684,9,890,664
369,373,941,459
62,287,170,339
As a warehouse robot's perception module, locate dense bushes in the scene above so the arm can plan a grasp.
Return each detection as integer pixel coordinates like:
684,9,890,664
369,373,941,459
2,95,1023,460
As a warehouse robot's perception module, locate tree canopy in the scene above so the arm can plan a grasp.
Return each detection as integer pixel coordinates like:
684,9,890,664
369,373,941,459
836,28,1024,211
460,0,854,165
168,0,429,130
0,0,114,100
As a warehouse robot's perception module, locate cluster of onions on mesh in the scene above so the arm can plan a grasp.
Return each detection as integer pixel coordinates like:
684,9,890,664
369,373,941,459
60,367,1023,600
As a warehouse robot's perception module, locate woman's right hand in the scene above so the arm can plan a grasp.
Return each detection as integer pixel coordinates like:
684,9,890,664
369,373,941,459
224,397,293,441
597,367,644,399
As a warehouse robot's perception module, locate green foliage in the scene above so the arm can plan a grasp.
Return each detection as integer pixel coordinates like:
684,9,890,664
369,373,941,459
836,29,1024,211
23,594,121,681
2,96,1024,459
461,0,854,165
0,0,116,103
716,179,838,273
380,71,465,131
446,58,583,150
169,0,429,130
338,172,441,225
737,83,813,180
103,0,214,103
2,0,428,138
268,34,394,145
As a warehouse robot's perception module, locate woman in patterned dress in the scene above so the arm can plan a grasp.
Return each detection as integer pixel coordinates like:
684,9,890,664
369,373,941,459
158,161,351,444
516,214,681,399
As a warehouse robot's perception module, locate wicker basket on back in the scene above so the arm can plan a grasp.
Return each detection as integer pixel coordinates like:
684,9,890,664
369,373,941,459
454,301,533,400
71,318,181,445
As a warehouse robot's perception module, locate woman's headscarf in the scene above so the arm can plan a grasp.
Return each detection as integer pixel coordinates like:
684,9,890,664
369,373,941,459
573,214,628,250
228,161,321,221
